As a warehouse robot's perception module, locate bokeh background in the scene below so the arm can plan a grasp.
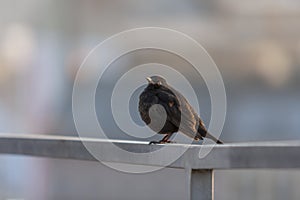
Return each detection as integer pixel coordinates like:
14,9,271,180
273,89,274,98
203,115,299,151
1,0,300,199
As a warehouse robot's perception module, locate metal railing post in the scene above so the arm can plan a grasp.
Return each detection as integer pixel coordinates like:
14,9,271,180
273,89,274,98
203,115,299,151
187,169,214,200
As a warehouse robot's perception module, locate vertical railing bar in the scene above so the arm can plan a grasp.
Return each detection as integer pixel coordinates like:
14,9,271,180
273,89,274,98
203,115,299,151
188,169,214,200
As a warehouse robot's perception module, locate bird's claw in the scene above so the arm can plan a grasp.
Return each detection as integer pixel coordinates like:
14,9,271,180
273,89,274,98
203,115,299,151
149,140,176,145
149,141,159,145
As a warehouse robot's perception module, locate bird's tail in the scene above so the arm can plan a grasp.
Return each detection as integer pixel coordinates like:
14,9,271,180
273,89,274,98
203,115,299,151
205,132,223,144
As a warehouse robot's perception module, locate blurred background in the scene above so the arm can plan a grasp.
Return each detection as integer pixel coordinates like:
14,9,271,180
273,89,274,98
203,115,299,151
0,0,300,199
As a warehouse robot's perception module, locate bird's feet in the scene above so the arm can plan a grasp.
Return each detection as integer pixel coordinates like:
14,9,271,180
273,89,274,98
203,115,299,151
149,140,176,145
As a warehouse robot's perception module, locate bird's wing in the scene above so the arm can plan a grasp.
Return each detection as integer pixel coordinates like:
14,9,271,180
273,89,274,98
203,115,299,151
156,87,200,139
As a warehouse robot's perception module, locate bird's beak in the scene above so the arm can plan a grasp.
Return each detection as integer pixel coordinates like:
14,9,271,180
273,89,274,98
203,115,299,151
146,77,153,83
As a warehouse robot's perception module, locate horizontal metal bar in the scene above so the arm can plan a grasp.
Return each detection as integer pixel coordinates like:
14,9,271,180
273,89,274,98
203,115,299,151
1,134,300,169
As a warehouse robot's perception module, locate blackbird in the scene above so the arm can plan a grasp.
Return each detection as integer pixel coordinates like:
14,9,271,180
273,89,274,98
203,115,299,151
138,75,223,144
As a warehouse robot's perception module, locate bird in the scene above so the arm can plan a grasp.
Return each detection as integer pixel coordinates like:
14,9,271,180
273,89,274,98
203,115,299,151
138,75,223,144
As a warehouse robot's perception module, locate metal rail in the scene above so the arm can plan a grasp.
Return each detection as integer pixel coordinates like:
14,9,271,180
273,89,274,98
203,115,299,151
1,134,300,200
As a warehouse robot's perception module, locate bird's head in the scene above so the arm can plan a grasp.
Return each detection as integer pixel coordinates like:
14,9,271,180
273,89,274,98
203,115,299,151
146,75,167,87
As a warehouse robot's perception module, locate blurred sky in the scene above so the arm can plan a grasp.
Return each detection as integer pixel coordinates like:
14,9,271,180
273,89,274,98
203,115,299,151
0,0,300,142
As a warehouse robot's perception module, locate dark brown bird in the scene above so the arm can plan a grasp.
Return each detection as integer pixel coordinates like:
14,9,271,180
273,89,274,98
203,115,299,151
139,75,223,144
